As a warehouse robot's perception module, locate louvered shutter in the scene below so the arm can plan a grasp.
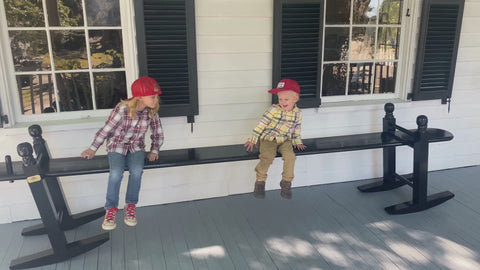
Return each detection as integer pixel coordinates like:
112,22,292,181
411,0,464,102
273,0,323,108
135,0,198,120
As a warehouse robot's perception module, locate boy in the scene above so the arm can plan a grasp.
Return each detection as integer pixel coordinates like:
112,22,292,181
244,79,306,199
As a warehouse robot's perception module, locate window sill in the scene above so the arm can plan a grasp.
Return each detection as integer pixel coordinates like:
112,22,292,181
317,98,413,113
2,117,107,136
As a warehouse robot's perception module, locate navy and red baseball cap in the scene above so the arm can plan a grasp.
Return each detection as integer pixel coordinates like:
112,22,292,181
127,76,162,100
268,79,300,94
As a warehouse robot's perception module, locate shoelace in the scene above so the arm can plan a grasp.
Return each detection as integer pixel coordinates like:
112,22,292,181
105,209,117,221
125,205,136,218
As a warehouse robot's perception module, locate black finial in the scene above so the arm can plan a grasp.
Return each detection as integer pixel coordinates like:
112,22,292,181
28,124,42,138
416,115,428,131
17,143,35,166
384,103,394,114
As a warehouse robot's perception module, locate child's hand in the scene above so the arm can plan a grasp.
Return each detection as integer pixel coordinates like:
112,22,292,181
294,144,307,151
244,141,255,152
81,149,96,159
147,152,158,162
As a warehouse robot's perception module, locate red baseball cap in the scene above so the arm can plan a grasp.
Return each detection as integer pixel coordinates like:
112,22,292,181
268,79,300,94
127,76,162,100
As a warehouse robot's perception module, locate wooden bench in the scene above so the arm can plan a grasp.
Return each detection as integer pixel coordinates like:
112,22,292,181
0,102,454,269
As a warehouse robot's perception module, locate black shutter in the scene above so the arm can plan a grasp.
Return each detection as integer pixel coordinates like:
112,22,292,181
411,0,464,102
273,0,323,108
135,0,198,120
0,100,6,128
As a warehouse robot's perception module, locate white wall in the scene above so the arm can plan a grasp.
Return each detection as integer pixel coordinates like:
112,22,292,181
0,0,479,224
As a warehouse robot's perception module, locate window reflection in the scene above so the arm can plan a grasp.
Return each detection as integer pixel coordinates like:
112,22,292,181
325,0,351,24
51,30,88,70
350,27,376,61
349,63,373,95
4,0,45,27
377,27,400,60
322,64,347,96
46,0,83,27
16,74,55,115
90,30,124,68
9,31,51,72
94,72,127,109
379,0,403,24
353,0,378,24
55,73,92,111
374,62,397,93
324,27,349,61
86,0,120,26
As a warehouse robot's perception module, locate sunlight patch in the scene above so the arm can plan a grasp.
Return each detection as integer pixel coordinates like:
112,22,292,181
186,245,226,259
266,237,316,257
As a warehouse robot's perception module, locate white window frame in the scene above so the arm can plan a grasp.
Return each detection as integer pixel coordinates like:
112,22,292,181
0,0,138,127
321,0,417,104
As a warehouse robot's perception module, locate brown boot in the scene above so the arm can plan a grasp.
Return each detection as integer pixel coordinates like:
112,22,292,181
280,180,292,199
253,181,266,198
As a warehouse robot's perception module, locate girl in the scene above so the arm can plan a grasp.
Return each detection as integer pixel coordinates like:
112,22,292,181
81,76,164,230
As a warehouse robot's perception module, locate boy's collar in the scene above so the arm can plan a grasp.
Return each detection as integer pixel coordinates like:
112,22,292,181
275,104,300,112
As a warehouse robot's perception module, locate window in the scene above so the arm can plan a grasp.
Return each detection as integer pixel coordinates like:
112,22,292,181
2,0,127,119
134,0,198,121
273,0,405,107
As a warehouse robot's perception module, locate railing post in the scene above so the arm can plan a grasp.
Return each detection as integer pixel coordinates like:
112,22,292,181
412,115,429,206
357,102,406,192
21,125,105,236
383,103,396,186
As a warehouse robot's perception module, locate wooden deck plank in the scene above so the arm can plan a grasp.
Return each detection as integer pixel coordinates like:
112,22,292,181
0,221,29,269
195,197,273,270
135,206,167,270
155,204,195,270
1,166,480,270
319,183,441,270
304,185,411,270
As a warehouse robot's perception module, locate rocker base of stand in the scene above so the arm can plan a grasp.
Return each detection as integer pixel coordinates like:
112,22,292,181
21,207,105,236
10,232,109,270
385,191,455,215
357,179,407,192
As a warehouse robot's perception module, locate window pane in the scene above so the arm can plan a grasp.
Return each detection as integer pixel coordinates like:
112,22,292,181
93,72,127,109
353,0,378,24
325,0,350,25
324,27,349,61
86,0,120,26
90,30,124,68
55,73,92,111
46,0,84,27
9,30,51,72
349,63,373,95
4,0,45,27
379,0,403,24
350,27,376,61
377,27,400,60
51,30,88,70
16,74,55,115
322,63,347,96
374,62,397,93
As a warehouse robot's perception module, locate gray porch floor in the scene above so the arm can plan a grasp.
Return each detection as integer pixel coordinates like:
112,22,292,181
1,166,479,270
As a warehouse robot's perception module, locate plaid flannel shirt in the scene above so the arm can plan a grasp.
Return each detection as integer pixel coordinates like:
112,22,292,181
90,104,164,155
248,104,303,146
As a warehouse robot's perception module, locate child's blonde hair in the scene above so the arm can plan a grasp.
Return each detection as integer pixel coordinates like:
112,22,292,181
118,97,160,120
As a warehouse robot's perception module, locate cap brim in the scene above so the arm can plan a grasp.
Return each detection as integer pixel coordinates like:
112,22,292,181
268,88,298,94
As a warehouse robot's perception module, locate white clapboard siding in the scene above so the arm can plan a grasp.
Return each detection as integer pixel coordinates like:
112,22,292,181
0,0,479,224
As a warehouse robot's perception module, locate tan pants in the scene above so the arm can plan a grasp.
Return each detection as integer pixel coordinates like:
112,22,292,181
255,139,296,182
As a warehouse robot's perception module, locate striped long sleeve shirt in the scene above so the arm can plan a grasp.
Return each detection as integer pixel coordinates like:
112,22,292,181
248,104,303,146
90,104,164,155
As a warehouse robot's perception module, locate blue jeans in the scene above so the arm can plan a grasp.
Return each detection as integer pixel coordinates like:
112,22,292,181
105,151,145,209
